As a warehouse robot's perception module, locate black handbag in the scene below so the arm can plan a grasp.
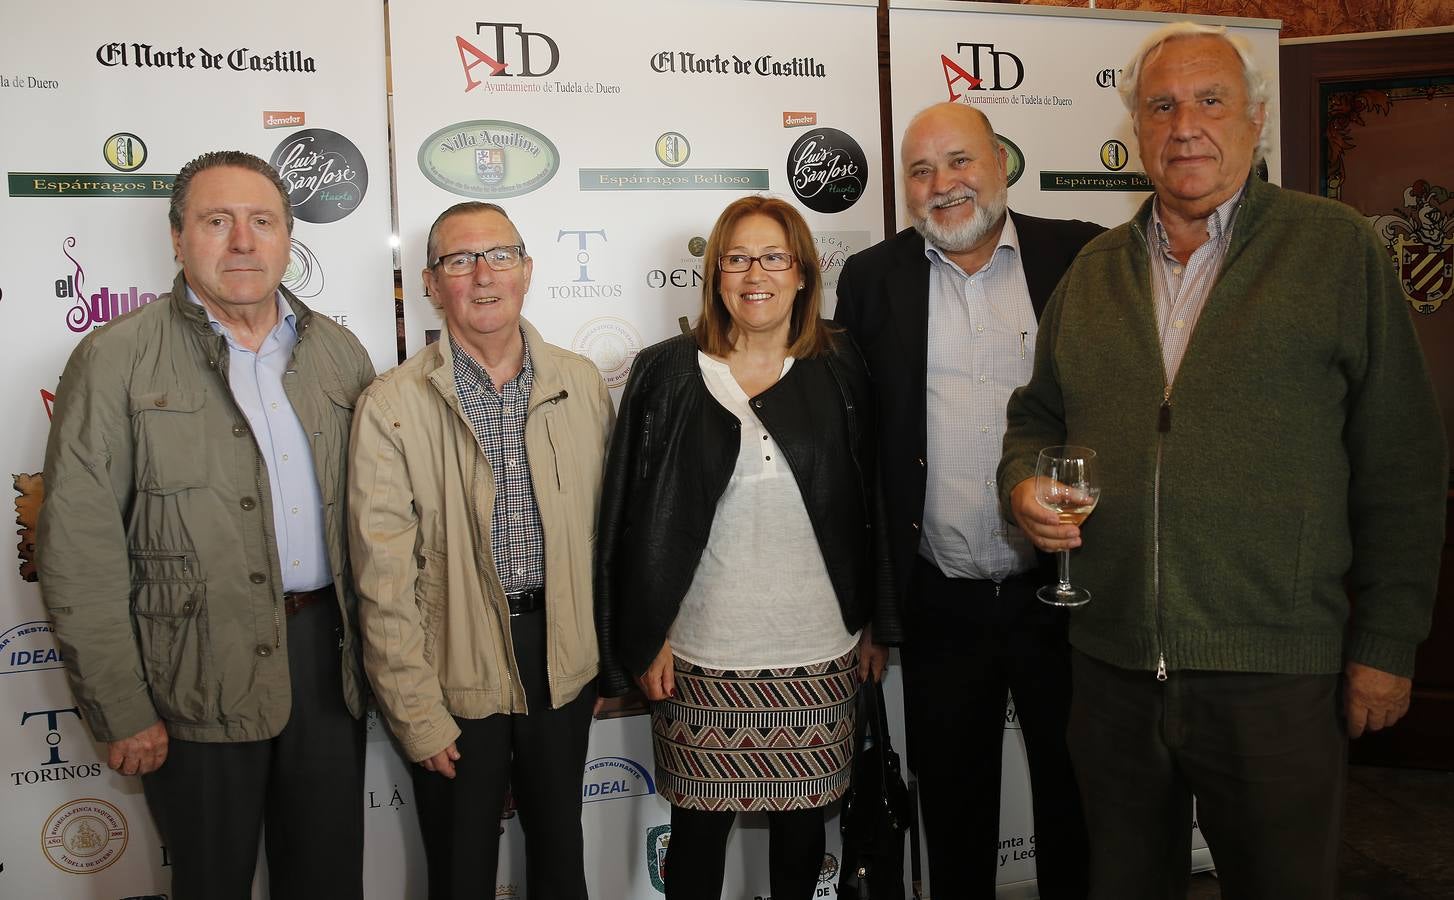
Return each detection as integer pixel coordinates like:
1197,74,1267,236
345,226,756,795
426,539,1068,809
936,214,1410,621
838,677,913,900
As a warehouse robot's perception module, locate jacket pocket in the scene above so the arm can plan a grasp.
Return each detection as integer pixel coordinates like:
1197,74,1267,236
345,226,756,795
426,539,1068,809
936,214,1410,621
131,579,214,723
128,390,208,493
415,549,447,665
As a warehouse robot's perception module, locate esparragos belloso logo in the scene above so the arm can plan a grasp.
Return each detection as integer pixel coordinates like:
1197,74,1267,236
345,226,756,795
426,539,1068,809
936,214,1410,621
269,129,368,224
42,798,129,874
582,755,656,803
12,706,103,789
550,229,621,300
102,133,147,172
787,127,867,214
54,236,162,333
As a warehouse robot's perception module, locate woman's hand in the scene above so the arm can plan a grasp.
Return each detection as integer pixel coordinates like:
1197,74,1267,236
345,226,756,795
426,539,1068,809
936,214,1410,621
858,626,888,683
636,639,677,701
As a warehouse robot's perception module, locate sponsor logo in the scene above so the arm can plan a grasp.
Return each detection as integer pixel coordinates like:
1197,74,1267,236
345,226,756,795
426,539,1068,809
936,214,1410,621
819,852,839,883
998,134,1025,188
54,236,162,332
41,391,56,419
1372,180,1454,314
650,51,825,78
8,173,173,198
655,132,690,167
364,708,390,743
578,168,768,191
15,473,44,582
942,42,1025,100
814,231,869,295
572,317,641,389
283,238,325,298
495,886,519,899
264,111,305,129
366,782,407,811
94,42,315,73
0,620,65,674
783,111,817,128
419,120,559,200
788,128,867,214
550,229,622,299
1039,172,1153,192
1100,140,1130,172
1095,67,1122,88
102,134,146,173
270,129,368,224
42,799,128,874
688,236,707,258
457,23,561,90
12,707,103,789
645,266,702,290
998,833,1035,867
0,74,60,90
646,824,671,893
1005,696,1021,731
582,755,656,803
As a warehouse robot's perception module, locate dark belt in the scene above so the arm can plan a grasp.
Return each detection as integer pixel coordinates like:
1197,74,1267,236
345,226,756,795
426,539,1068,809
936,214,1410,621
283,584,333,617
506,586,544,617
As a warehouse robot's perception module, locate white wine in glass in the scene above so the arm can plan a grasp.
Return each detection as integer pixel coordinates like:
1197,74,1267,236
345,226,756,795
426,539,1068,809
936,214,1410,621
1034,445,1100,607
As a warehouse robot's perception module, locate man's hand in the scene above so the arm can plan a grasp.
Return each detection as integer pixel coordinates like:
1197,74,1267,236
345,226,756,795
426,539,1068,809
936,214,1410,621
107,720,169,776
420,742,461,779
636,640,676,701
1009,477,1082,551
858,626,888,683
1345,662,1412,738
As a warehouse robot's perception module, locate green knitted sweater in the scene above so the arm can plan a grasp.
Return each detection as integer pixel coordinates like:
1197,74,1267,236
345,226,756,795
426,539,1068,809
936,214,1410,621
999,175,1447,678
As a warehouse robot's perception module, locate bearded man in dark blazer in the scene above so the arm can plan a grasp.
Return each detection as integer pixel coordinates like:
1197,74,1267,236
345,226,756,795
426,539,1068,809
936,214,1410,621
834,102,1102,899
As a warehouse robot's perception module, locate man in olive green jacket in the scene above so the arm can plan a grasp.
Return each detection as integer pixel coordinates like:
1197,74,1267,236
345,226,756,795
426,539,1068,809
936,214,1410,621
349,201,612,898
39,151,375,900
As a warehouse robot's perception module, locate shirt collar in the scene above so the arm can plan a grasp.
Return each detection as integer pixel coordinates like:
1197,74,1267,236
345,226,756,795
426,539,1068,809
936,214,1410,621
922,211,1020,278
186,286,295,341
1150,185,1245,253
450,327,534,391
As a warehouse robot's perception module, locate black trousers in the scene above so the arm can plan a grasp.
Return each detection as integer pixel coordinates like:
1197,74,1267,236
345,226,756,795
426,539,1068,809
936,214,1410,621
902,558,1089,900
663,805,826,900
142,598,366,900
410,608,596,900
1068,651,1345,900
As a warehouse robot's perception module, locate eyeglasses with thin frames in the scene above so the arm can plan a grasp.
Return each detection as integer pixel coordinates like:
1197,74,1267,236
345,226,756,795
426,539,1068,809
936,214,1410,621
430,245,526,275
717,252,795,273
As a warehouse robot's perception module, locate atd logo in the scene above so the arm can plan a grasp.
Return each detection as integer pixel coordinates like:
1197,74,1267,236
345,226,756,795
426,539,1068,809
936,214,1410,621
942,42,1025,101
457,22,561,91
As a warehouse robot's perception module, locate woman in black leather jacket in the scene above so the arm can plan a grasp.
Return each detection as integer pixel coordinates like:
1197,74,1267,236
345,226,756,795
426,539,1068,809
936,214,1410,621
595,196,901,899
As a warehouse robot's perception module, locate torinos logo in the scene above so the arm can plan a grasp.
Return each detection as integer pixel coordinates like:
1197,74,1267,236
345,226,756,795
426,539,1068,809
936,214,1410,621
42,799,128,874
0,620,64,675
1100,140,1130,172
787,128,867,214
419,120,559,200
572,318,641,389
283,238,325,298
582,755,656,803
270,129,368,224
645,824,671,893
655,132,690,167
942,42,1025,100
12,707,103,789
263,111,306,129
102,133,146,172
550,229,621,299
456,22,561,91
783,111,817,128
55,236,161,332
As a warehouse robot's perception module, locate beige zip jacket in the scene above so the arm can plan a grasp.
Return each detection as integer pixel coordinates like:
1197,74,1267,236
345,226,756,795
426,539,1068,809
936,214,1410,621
349,320,612,762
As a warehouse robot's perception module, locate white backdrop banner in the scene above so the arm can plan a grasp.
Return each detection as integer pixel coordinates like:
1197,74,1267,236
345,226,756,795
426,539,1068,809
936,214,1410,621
886,2,1281,895
0,1,394,897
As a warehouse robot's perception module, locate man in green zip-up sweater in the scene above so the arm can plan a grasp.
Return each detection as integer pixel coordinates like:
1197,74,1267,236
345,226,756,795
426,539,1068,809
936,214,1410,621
998,22,1446,900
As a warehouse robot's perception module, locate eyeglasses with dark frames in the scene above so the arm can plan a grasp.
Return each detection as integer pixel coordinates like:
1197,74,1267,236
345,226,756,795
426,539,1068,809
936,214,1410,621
430,245,526,275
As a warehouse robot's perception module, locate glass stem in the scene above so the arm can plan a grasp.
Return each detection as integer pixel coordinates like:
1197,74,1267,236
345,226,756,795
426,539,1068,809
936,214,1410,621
1057,549,1072,589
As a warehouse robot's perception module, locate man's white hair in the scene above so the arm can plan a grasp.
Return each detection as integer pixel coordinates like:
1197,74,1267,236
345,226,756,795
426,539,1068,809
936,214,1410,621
1117,21,1274,163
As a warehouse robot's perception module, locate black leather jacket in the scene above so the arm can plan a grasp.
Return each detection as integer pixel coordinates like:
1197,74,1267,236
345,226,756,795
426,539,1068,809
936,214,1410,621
595,328,902,697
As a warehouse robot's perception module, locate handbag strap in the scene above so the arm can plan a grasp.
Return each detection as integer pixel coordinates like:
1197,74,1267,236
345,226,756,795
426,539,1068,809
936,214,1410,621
860,676,895,784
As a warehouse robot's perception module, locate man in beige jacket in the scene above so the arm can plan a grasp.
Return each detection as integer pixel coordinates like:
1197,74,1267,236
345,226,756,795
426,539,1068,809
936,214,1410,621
349,201,612,898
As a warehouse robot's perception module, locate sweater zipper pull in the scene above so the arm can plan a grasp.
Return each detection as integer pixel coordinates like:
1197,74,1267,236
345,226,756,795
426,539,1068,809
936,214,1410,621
1158,385,1173,433
1156,653,1168,682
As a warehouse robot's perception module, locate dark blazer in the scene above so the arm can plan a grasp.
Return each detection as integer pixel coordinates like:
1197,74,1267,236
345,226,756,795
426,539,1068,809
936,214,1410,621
833,210,1105,599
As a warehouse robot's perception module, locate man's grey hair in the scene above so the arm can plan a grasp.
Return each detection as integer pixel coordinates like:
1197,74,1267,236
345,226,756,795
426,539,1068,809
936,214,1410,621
169,150,293,233
1117,21,1274,163
424,201,521,264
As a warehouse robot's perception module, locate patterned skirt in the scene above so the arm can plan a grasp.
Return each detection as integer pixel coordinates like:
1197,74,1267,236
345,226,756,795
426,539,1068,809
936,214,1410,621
651,648,859,812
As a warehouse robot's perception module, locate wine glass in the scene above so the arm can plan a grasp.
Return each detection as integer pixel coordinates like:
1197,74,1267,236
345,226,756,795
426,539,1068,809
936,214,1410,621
1034,445,1100,607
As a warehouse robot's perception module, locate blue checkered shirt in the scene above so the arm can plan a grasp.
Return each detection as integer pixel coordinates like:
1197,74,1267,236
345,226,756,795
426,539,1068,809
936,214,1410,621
450,332,545,593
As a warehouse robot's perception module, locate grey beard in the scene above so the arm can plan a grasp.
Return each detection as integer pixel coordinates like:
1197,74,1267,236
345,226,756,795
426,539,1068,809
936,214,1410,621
911,193,1006,254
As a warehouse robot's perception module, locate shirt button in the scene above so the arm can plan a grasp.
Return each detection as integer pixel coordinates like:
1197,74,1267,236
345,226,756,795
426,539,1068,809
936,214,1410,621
765,455,772,461
270,402,279,410
250,572,267,584
981,426,990,433
291,560,300,568
1174,319,1185,329
154,397,168,408
985,479,994,488
762,435,768,441
240,497,257,511
256,645,272,658
917,458,926,467
515,568,526,576
911,521,920,531
978,375,987,383
1173,266,1184,276
281,453,289,461
976,325,985,333
752,400,763,409
291,506,299,515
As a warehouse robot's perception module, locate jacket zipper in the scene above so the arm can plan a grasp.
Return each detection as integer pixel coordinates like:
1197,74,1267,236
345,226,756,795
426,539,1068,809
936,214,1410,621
639,411,654,480
1154,383,1170,682
468,447,518,712
527,388,566,708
